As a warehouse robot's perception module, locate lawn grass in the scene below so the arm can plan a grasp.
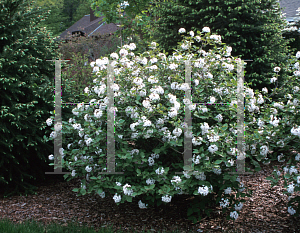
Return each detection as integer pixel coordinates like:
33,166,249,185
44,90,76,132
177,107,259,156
0,217,188,233
0,216,243,233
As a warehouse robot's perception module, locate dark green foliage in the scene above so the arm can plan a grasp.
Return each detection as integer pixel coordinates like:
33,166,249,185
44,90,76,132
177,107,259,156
152,0,293,102
0,0,64,197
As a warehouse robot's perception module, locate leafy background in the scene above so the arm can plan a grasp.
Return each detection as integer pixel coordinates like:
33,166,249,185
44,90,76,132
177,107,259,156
0,0,300,198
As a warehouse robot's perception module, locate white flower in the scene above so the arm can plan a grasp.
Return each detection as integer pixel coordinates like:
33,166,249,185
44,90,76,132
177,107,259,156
123,183,134,196
49,131,57,138
198,186,209,196
120,1,129,8
85,165,92,173
202,27,210,33
295,153,300,161
172,128,182,137
46,118,52,126
94,109,103,118
146,178,156,185
238,183,245,192
143,119,152,127
92,66,99,73
192,154,201,164
169,63,178,70
110,52,119,59
289,166,298,175
150,57,158,64
209,96,216,103
210,35,221,42
260,145,269,156
195,36,201,42
213,167,222,175
113,193,121,203
138,200,148,209
230,211,239,220
288,206,296,215
208,145,218,154
224,187,232,194
262,87,268,93
225,46,232,56
215,114,223,122
98,191,105,198
297,175,300,184
150,42,157,49
189,31,194,37
119,48,128,57
294,71,300,77
278,153,285,162
181,43,189,50
71,170,76,177
296,51,300,59
48,154,54,160
287,183,295,193
270,77,277,83
129,43,136,50
226,158,234,167
162,195,172,203
274,67,281,72
171,176,182,185
155,167,165,175
235,203,243,211
220,198,230,208
178,28,186,33
116,182,122,186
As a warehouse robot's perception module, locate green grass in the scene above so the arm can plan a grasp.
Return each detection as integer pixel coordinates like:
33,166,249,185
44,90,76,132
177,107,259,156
0,217,191,233
0,217,244,233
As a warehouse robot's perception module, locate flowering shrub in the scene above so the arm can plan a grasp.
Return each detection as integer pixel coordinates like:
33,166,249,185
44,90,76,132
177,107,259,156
45,27,300,223
262,51,300,217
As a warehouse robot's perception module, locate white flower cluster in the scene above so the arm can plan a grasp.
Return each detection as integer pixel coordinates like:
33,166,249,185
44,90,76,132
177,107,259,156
46,25,300,218
220,198,230,208
198,185,213,196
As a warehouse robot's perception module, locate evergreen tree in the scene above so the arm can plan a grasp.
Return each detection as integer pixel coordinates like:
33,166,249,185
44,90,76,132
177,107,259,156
72,0,93,26
33,0,70,38
152,0,293,101
0,0,64,197
282,19,300,52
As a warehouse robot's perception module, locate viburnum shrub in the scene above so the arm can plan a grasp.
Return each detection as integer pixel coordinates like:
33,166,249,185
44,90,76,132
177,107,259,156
45,26,299,223
261,51,300,217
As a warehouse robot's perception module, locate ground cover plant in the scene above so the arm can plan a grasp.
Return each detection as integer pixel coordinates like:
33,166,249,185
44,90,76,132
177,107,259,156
44,25,300,224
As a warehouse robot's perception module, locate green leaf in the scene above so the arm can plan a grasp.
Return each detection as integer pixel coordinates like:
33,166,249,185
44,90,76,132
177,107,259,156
80,189,86,195
124,195,133,202
97,189,104,195
214,160,223,164
187,207,194,216
72,188,79,192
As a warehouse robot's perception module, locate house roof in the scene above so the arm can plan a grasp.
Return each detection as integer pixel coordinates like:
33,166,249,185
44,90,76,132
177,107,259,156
279,0,300,22
54,11,120,43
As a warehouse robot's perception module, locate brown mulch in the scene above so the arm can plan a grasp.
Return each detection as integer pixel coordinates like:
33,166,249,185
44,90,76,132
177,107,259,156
0,149,300,233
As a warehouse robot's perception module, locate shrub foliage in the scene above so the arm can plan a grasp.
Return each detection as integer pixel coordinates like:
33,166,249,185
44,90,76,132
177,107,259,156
0,0,63,197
